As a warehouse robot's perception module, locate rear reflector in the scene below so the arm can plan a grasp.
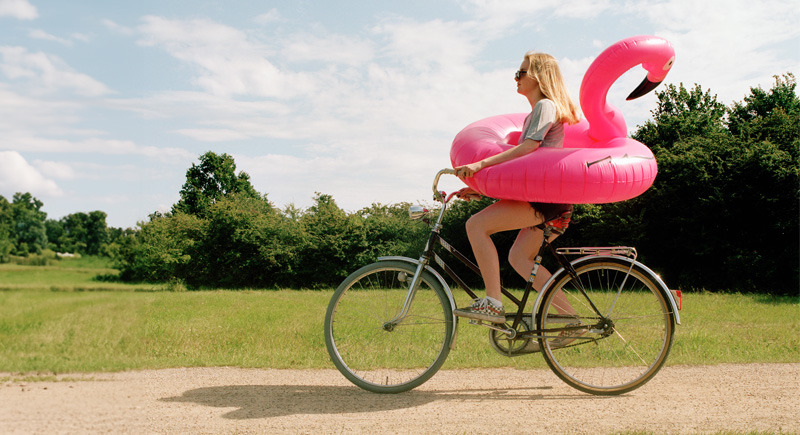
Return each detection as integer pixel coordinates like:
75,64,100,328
671,290,682,310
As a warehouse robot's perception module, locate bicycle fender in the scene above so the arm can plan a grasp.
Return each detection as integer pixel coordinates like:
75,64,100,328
533,255,681,326
377,256,458,313
624,257,681,325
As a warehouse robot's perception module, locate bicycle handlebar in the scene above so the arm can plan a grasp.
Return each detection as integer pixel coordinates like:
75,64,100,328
432,168,456,202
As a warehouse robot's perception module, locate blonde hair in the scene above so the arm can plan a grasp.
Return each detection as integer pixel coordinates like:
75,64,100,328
524,52,581,125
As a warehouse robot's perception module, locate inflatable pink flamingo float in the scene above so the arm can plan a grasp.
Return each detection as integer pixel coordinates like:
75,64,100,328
450,35,675,204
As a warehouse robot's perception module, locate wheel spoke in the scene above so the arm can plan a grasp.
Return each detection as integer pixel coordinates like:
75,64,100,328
610,326,650,366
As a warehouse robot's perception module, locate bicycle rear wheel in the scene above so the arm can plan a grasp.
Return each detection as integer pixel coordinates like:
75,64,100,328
537,257,675,395
324,260,454,393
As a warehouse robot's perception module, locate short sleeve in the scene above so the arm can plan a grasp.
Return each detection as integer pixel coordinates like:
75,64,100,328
523,99,557,142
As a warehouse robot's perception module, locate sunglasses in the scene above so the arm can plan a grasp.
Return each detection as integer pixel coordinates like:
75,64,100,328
515,69,528,80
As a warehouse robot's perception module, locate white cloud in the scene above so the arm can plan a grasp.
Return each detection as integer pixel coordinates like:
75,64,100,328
28,29,73,46
0,85,193,162
137,15,312,99
281,32,376,66
628,0,800,103
174,128,250,142
124,14,515,152
72,138,195,160
0,151,62,197
0,133,195,160
372,18,483,71
460,0,613,28
461,0,799,108
461,0,555,24
0,46,112,96
554,0,614,19
254,9,282,25
0,0,36,20
70,33,90,43
102,19,134,36
0,85,108,156
32,160,76,180
27,29,90,45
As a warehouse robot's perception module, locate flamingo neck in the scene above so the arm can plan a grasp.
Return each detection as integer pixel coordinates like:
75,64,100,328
581,81,628,141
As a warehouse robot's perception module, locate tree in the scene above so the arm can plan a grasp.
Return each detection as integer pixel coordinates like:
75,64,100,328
82,211,109,255
721,74,799,292
190,193,304,288
296,193,368,287
11,193,47,255
633,83,728,153
115,212,204,283
45,211,109,255
0,196,13,261
728,73,800,145
624,77,799,293
172,151,259,217
102,226,134,259
358,202,428,261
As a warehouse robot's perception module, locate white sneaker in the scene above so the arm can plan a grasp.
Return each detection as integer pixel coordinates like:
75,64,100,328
454,297,505,324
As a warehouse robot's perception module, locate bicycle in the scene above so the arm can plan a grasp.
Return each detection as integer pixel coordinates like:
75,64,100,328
324,169,681,395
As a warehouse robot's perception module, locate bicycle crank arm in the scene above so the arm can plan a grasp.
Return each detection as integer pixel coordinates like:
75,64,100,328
468,319,516,338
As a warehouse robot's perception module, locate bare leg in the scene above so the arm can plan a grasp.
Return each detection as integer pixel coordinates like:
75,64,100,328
465,200,542,302
508,227,550,290
508,227,577,316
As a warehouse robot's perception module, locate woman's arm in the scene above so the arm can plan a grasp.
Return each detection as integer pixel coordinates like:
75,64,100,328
455,186,482,201
455,138,541,178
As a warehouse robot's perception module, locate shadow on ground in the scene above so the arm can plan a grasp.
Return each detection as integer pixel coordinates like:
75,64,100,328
161,383,601,419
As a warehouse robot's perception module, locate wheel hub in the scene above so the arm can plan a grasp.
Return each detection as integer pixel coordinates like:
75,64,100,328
598,319,615,337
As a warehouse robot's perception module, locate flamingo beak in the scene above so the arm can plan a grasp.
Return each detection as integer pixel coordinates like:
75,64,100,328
626,77,662,100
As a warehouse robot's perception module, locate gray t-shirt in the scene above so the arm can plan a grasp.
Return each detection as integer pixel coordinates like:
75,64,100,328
522,99,564,148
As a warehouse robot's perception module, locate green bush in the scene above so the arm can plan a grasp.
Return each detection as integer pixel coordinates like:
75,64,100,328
191,194,304,288
115,212,203,283
10,250,59,266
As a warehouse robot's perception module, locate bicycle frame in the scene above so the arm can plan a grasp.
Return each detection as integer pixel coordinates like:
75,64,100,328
380,169,680,343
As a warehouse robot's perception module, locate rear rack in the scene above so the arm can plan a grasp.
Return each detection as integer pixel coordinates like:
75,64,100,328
556,247,638,260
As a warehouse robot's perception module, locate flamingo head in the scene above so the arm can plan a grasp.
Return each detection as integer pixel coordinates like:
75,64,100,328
626,48,675,100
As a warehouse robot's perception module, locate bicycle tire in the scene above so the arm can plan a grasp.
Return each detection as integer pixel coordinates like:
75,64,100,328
536,257,675,395
324,260,454,393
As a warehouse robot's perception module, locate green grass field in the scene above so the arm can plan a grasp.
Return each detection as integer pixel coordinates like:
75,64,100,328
0,257,798,374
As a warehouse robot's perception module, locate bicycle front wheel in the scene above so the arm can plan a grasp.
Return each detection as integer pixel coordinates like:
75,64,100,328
324,260,454,393
537,257,675,395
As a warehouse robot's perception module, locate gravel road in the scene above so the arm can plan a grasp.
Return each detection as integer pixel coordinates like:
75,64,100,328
2,363,798,434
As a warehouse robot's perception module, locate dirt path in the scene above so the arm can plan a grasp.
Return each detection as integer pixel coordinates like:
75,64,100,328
2,363,798,434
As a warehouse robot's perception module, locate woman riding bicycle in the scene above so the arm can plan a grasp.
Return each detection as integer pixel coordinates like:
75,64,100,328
453,51,581,324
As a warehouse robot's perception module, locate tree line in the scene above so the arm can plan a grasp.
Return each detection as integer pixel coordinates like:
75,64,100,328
0,193,129,262
2,74,797,294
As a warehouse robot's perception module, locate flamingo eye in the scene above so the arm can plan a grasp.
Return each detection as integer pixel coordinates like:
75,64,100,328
663,56,675,71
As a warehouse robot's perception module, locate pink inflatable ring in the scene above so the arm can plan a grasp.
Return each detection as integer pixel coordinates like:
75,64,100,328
450,35,675,204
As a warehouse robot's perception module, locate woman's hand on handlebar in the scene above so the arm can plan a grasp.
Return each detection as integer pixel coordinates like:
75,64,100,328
455,187,481,201
454,162,482,179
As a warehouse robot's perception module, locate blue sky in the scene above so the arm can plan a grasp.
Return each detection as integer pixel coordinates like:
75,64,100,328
1,0,798,228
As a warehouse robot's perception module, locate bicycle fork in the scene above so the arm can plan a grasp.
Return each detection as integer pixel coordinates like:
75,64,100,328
386,201,451,328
